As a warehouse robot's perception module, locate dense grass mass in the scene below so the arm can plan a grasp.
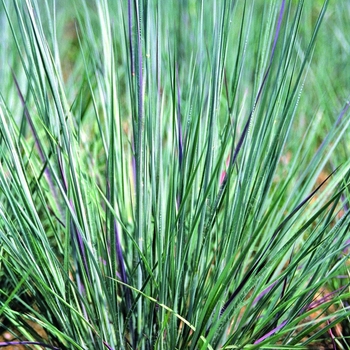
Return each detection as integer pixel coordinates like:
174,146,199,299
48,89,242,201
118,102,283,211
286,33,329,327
0,0,350,349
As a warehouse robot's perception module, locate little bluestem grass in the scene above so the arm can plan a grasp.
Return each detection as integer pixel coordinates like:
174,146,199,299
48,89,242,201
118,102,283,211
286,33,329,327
0,0,350,349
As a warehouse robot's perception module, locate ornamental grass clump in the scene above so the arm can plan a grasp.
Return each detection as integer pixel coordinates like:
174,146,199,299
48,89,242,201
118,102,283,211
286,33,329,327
1,0,350,349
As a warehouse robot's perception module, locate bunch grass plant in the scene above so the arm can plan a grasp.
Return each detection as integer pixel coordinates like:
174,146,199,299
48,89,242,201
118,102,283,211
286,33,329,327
0,0,350,349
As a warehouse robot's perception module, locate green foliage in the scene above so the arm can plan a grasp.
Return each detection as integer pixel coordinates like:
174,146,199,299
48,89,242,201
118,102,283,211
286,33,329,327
0,0,350,349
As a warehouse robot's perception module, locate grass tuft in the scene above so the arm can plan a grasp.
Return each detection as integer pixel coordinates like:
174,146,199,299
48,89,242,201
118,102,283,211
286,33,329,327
1,0,350,349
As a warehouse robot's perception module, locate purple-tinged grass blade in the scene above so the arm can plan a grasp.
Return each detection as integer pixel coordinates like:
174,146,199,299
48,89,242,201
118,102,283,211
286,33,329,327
254,319,287,344
103,340,114,350
305,286,345,312
335,98,350,127
176,64,183,170
342,239,350,256
253,280,278,306
270,0,285,61
129,134,137,194
341,197,349,216
327,319,337,350
176,64,184,209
